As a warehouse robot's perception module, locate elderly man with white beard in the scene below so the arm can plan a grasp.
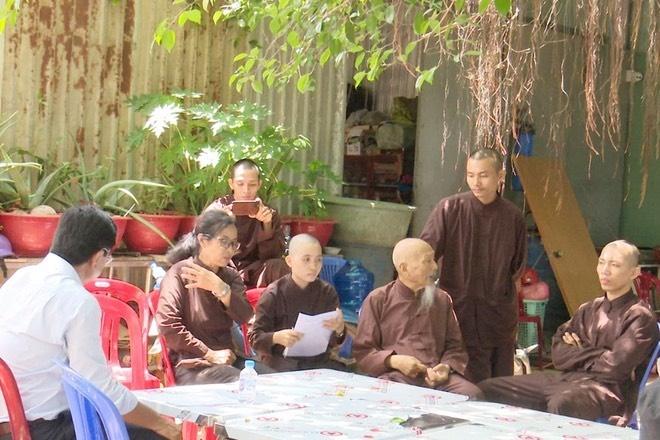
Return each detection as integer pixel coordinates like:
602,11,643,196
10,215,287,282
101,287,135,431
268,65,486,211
353,238,482,399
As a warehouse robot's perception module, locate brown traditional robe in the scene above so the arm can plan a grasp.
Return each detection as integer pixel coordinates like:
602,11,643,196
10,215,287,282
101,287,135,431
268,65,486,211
156,257,255,384
353,280,482,399
420,191,526,382
212,195,289,287
479,290,659,421
249,274,346,372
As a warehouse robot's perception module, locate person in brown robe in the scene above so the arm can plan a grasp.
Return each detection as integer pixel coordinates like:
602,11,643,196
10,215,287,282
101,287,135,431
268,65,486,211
353,238,483,399
249,234,348,372
420,148,526,383
478,240,659,422
156,209,272,385
208,159,289,287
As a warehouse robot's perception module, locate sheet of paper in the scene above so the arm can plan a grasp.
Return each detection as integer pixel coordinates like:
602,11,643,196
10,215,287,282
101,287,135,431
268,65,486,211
283,310,337,357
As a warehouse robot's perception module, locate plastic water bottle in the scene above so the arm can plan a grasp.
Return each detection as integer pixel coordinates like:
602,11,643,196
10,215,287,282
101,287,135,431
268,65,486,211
334,260,374,315
238,360,257,403
150,262,167,290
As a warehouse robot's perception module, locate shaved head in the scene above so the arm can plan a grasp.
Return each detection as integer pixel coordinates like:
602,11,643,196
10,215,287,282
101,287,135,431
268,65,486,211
288,233,321,256
392,238,434,269
602,240,639,267
469,148,503,171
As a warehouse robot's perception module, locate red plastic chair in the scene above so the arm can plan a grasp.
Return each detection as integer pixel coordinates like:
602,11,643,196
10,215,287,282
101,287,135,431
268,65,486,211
147,290,217,440
147,290,176,388
92,294,160,390
0,358,31,440
85,279,151,353
246,287,267,309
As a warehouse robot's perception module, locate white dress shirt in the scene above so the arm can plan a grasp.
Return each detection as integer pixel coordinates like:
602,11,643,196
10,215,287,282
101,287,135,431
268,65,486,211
0,253,137,422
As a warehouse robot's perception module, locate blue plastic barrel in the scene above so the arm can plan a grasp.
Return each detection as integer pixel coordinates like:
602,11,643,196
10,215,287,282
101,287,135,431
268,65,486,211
333,260,374,315
512,132,534,191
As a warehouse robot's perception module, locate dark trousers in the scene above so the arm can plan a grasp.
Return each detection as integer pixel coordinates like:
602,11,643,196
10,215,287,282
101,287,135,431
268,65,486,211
378,371,483,400
465,342,515,383
0,411,165,440
478,372,623,421
175,357,275,385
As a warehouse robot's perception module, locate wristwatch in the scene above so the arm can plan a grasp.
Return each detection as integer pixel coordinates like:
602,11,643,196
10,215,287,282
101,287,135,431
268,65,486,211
214,283,231,299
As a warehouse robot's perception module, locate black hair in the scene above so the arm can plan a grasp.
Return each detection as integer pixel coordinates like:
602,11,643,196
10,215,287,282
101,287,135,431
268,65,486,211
166,209,236,264
469,148,504,170
231,158,261,179
51,205,116,266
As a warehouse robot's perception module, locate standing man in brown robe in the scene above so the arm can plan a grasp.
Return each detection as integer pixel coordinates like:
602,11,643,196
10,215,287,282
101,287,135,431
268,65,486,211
420,148,526,383
209,159,289,287
353,238,482,399
478,240,659,422
249,234,347,372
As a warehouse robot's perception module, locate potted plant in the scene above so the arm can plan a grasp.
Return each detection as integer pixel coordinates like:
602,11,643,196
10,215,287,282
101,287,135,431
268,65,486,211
0,148,78,256
288,160,340,247
127,90,312,230
58,158,170,251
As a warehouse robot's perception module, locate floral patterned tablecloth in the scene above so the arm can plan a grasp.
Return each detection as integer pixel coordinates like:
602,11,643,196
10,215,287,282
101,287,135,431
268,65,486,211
134,369,636,440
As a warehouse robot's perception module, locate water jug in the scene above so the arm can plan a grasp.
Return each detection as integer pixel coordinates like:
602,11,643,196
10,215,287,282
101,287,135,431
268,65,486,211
333,260,374,315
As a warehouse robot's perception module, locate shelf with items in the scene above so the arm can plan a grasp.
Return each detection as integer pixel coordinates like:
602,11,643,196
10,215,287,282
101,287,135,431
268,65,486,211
342,149,403,202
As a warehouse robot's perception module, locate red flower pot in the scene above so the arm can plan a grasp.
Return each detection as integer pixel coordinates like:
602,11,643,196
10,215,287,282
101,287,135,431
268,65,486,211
111,216,129,250
123,214,183,254
290,218,336,247
0,212,61,257
177,215,198,239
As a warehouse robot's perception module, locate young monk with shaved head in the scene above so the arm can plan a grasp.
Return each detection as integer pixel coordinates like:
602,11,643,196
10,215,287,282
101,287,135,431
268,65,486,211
353,238,482,399
249,234,347,372
420,148,527,383
479,240,659,422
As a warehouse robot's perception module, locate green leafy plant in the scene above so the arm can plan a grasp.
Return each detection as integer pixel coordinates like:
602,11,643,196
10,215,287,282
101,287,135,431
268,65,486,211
295,160,340,219
154,1,512,93
0,148,78,213
127,91,312,215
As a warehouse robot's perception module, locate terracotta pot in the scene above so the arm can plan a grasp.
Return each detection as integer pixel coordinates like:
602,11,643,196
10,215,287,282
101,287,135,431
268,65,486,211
177,215,198,239
123,214,183,254
111,216,129,250
0,212,61,257
290,218,336,247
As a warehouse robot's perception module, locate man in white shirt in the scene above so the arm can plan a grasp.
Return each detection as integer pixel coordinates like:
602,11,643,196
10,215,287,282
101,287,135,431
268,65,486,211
0,205,180,440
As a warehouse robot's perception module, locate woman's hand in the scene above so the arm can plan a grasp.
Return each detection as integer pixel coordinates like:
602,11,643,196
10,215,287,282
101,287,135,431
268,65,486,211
180,262,229,294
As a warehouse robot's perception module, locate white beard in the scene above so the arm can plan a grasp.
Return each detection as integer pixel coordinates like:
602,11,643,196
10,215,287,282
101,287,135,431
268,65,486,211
417,284,435,313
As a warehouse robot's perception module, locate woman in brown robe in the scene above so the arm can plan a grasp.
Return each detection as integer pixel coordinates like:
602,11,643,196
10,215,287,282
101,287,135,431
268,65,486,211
156,209,271,385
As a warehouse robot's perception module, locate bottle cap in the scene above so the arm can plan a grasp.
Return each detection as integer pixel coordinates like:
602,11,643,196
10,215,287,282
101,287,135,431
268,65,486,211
245,360,255,368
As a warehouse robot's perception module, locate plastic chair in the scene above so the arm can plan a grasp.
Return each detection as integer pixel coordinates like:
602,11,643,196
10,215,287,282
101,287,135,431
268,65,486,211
85,278,151,352
93,294,161,390
147,290,217,440
245,287,267,309
517,296,545,368
0,358,31,440
320,256,346,287
147,289,176,388
56,361,129,440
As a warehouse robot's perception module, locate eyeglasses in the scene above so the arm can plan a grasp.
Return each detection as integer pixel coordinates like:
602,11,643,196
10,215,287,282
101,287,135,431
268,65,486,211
207,236,240,251
101,248,113,264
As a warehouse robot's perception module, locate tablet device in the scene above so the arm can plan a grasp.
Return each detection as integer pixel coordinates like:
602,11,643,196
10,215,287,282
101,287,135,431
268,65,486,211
231,200,260,216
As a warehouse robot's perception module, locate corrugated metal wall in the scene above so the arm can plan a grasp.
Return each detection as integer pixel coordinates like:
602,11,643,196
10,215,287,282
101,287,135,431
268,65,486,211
0,1,345,213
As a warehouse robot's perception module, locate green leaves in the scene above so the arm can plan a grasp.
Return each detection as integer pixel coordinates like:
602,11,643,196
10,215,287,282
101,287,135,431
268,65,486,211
494,0,512,15
415,67,438,91
178,9,202,27
152,0,514,93
154,20,176,52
